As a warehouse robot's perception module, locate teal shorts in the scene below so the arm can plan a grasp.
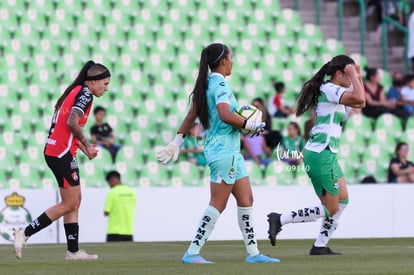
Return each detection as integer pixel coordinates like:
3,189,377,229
207,152,248,184
303,148,344,196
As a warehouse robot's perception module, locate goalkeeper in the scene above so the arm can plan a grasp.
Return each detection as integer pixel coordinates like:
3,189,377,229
156,43,279,264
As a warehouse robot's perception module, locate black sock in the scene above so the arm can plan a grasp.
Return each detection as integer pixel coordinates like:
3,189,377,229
24,212,52,237
64,223,79,253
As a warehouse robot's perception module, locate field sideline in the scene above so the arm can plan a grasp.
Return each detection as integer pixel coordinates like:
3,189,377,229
1,238,413,274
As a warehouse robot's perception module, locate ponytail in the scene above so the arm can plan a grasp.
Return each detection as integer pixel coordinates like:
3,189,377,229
54,60,110,111
191,49,210,129
189,43,229,129
296,62,330,116
296,54,355,116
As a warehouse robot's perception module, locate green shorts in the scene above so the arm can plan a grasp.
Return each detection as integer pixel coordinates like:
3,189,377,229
207,152,248,184
303,148,344,196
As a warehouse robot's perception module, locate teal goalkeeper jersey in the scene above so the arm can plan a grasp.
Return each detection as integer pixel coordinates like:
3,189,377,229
204,73,240,159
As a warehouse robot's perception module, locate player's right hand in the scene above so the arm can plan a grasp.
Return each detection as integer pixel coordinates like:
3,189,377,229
156,133,184,165
85,144,99,160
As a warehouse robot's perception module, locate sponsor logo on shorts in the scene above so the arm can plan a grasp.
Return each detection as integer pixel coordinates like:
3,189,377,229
333,182,339,190
228,168,235,179
70,158,78,170
72,171,78,181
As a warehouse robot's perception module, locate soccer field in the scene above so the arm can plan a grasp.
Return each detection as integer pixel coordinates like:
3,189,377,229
1,239,414,275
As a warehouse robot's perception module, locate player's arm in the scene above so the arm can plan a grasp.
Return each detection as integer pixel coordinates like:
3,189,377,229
217,102,245,128
156,105,197,164
68,109,91,148
339,65,366,108
391,163,411,176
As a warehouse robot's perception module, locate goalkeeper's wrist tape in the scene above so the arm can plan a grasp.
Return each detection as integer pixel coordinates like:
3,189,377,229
242,120,247,129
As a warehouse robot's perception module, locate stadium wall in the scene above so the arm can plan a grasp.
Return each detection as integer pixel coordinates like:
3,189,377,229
0,185,412,244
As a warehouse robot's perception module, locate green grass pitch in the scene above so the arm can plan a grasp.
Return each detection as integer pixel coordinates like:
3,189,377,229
1,238,414,275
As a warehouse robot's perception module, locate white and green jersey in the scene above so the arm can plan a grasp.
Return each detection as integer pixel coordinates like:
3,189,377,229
305,82,347,153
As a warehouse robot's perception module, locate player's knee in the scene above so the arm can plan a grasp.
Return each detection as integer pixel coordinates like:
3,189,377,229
326,205,338,216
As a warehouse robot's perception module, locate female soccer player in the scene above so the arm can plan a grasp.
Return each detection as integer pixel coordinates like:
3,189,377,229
13,60,111,260
267,55,365,255
157,43,279,264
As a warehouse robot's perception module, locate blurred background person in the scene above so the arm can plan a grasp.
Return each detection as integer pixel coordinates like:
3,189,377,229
362,67,409,120
90,106,121,163
280,122,305,166
401,74,414,116
241,133,272,167
251,97,282,151
104,171,137,242
268,82,295,118
388,142,414,183
180,122,207,166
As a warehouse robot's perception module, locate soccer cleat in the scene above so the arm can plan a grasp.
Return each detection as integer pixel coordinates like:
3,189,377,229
245,253,281,263
66,250,99,260
181,251,214,264
13,228,28,259
309,245,342,256
267,212,283,246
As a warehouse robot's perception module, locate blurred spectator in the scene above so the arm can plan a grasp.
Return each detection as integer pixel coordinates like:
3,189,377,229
387,72,405,101
180,122,207,166
104,171,137,242
387,142,414,183
362,67,409,119
408,2,414,72
241,133,271,167
401,74,414,115
251,97,282,150
280,122,305,166
90,106,121,163
268,82,295,118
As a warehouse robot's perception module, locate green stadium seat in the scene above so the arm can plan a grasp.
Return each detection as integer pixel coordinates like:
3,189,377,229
251,0,281,12
278,9,302,33
138,161,171,187
341,128,366,154
320,39,346,56
171,161,203,187
361,158,387,183
265,161,294,186
344,114,373,140
379,69,392,90
299,23,324,48
375,113,403,138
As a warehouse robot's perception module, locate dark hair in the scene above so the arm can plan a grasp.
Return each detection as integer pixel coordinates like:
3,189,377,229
395,142,408,156
54,60,110,112
273,82,285,93
403,74,414,85
365,67,378,81
190,43,230,129
93,106,106,115
288,121,301,136
105,170,121,182
252,97,264,106
296,54,355,116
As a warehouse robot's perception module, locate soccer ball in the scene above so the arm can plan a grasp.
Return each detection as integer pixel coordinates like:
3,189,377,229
236,104,262,135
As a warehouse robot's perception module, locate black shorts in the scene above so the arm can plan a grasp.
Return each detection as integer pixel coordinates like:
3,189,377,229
45,152,80,188
106,234,133,242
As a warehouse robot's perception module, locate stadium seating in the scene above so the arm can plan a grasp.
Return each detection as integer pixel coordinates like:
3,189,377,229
0,0,404,189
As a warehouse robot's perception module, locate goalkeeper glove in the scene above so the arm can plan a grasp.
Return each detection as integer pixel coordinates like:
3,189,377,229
156,133,185,164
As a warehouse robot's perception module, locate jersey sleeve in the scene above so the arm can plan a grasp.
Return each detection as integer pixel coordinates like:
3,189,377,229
72,86,93,115
325,84,347,104
104,191,113,214
214,81,232,105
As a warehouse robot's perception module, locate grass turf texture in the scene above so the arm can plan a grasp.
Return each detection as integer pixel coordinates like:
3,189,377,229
1,239,414,275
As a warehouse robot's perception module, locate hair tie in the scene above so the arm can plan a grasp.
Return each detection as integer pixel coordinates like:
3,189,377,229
86,70,111,81
212,44,225,65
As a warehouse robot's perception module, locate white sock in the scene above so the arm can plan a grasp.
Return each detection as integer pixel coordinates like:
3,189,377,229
237,206,260,256
280,204,326,225
187,205,220,255
314,202,347,247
